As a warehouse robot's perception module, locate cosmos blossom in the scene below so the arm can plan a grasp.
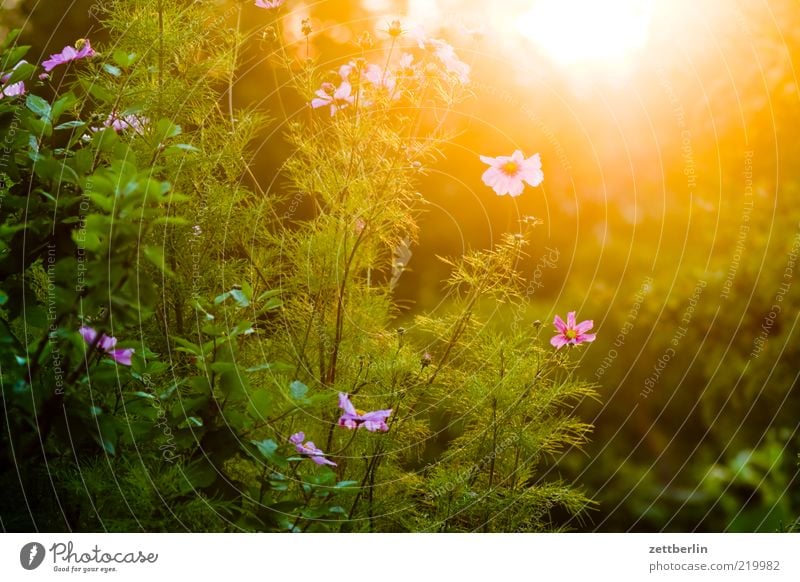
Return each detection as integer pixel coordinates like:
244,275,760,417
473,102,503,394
337,393,392,432
79,326,135,366
550,312,596,349
42,39,97,72
0,79,24,98
97,112,149,134
310,81,355,116
479,150,544,197
364,63,397,94
255,0,284,8
289,432,337,466
412,28,470,84
0,61,27,98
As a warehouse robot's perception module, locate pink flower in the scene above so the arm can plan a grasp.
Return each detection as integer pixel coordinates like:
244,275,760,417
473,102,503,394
413,29,470,83
428,39,470,83
479,150,543,197
339,61,357,81
42,39,97,72
289,432,337,466
95,112,149,134
550,312,596,349
364,63,397,94
337,393,391,432
79,326,135,366
1,61,27,98
0,80,24,98
310,81,355,116
255,0,284,8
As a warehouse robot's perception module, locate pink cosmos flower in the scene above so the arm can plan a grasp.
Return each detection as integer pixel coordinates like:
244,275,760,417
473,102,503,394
289,432,337,466
364,63,397,94
339,61,357,81
1,60,28,98
412,29,470,84
255,0,284,8
550,312,596,349
480,150,544,197
96,112,149,134
0,80,24,98
79,326,135,366
337,392,392,432
428,39,470,83
42,39,97,72
310,81,355,116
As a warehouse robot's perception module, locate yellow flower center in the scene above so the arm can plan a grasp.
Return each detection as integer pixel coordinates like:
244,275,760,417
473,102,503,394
356,409,367,416
566,329,577,339
75,38,87,50
501,161,520,176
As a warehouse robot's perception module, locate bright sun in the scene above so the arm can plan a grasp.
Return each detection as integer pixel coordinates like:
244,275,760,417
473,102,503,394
516,0,655,66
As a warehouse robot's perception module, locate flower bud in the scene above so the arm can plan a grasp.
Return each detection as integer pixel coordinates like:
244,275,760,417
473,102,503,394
420,352,432,368
357,32,374,50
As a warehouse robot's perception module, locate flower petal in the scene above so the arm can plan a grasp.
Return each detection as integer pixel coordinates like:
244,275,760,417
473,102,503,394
553,315,568,333
109,348,134,366
79,326,97,345
338,392,357,416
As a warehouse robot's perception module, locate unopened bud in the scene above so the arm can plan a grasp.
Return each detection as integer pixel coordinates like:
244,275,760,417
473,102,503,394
357,31,374,50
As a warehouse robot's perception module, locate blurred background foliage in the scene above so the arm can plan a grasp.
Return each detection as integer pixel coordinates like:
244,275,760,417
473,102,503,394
2,0,798,531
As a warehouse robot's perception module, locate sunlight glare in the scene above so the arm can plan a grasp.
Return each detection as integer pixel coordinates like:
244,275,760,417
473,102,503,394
517,0,655,66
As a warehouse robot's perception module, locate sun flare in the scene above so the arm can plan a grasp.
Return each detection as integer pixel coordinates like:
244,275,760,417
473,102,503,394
516,0,655,66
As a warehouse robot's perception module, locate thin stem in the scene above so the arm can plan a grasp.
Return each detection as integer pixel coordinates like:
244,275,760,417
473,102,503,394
157,0,164,116
228,4,242,128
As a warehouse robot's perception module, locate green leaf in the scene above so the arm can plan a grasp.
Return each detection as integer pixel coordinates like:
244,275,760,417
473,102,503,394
3,61,34,85
102,63,122,77
229,288,250,307
289,380,309,401
219,370,248,399
252,438,288,468
247,390,271,418
0,289,7,306
163,144,200,157
94,416,117,455
85,81,115,103
1,29,21,51
181,461,217,490
142,245,175,277
50,92,78,122
179,416,203,428
129,391,156,400
112,50,137,68
54,120,87,131
25,94,51,119
335,480,359,489
154,119,182,141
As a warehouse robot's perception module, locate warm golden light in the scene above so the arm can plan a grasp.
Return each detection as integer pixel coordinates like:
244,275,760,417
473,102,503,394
516,0,654,66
